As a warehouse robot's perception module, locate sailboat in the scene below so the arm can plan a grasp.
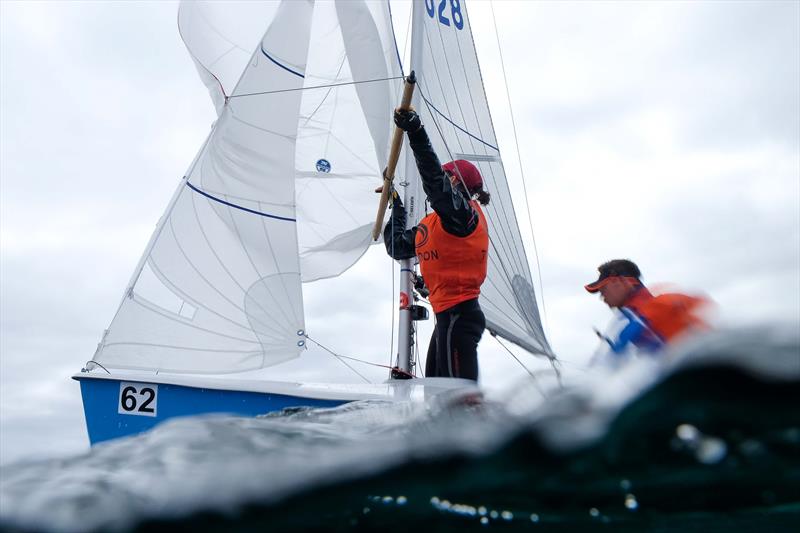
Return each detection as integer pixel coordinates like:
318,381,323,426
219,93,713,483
74,0,554,445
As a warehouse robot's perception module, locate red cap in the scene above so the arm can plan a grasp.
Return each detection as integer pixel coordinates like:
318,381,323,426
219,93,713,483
442,160,482,192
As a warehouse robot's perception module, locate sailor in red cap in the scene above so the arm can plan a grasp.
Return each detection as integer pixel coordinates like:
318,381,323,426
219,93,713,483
586,259,710,357
382,108,491,381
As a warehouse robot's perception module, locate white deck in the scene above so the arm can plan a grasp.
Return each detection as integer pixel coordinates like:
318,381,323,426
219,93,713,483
73,369,479,403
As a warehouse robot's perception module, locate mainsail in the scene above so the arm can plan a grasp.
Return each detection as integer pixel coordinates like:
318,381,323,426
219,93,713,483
91,0,550,376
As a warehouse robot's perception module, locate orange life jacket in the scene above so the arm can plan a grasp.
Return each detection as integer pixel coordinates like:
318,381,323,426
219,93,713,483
626,288,709,342
415,202,488,313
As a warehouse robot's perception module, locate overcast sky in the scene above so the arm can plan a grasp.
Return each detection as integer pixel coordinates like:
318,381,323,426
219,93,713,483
1,0,798,465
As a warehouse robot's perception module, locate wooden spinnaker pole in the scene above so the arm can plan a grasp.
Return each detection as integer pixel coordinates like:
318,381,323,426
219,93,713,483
371,71,416,241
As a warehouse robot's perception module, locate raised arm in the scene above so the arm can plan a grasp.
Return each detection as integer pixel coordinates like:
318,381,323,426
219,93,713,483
394,109,478,237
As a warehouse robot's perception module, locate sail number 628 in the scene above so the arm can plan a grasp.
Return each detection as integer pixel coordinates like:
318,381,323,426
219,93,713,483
425,0,464,30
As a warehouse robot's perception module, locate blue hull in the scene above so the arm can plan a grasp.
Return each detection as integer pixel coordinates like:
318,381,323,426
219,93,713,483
76,376,346,445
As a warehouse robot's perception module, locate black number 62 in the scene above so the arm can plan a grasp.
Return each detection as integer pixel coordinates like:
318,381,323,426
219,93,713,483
120,385,156,413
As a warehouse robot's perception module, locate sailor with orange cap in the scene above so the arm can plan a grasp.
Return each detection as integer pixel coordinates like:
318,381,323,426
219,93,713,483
382,108,490,381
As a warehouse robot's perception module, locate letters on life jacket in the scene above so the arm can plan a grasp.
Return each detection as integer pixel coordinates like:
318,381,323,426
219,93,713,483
414,201,488,314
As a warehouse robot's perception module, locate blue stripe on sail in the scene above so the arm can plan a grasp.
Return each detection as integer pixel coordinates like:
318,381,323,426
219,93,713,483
186,181,296,222
421,95,499,151
260,43,305,78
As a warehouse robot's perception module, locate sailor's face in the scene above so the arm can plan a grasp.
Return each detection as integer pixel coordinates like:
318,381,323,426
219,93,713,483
599,277,630,308
446,170,458,188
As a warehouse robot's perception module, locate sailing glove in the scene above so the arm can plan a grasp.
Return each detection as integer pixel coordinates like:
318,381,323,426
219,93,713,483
394,109,422,132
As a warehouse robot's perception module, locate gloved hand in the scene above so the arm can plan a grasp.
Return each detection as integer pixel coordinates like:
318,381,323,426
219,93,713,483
394,108,422,132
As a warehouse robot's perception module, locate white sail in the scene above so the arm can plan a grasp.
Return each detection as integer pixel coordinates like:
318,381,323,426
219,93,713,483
403,1,552,357
95,0,315,373
91,0,550,375
294,0,402,281
93,0,404,373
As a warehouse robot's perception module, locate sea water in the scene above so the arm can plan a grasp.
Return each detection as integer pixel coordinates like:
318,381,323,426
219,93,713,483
1,325,798,532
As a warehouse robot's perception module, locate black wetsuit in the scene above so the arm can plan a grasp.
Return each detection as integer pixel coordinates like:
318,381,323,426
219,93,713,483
383,126,486,381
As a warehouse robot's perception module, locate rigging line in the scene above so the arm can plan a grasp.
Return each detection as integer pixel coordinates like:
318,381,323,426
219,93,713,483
402,0,413,73
229,76,406,99
488,0,550,337
418,81,531,305
451,7,528,278
415,82,522,283
421,26,471,158
430,17,527,276
386,0,405,74
300,54,347,128
491,334,547,398
415,34,524,277
304,335,376,384
453,3,530,283
85,361,111,374
389,209,398,371
447,35,528,278
419,24,498,150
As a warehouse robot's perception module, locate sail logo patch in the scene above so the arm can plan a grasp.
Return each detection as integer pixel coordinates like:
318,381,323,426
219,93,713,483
316,159,331,173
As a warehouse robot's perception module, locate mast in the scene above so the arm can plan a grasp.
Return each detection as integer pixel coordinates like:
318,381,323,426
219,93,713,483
394,2,427,378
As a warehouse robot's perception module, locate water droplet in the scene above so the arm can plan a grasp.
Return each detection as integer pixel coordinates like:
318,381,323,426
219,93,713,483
490,510,499,519
676,423,700,442
478,506,488,516
624,494,638,510
589,507,600,517
530,513,540,523
441,500,452,509
382,496,393,504
620,479,631,491
696,437,727,464
739,439,764,456
480,517,489,525
501,510,513,520
430,497,440,505
362,507,370,514
396,496,408,505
